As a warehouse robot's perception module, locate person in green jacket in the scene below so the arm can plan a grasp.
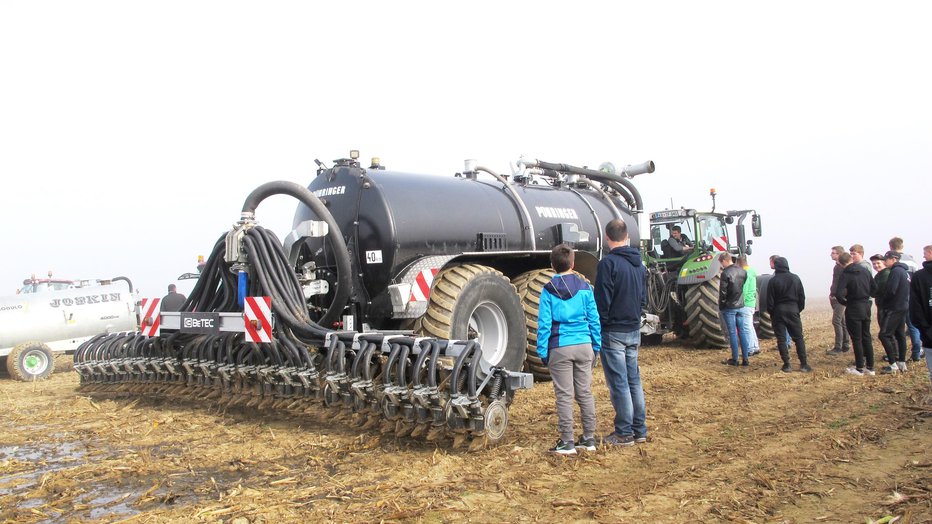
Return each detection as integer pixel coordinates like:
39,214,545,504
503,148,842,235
739,257,761,356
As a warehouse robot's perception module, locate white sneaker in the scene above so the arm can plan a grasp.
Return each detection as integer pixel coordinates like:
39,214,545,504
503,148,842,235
846,367,864,376
896,361,908,372
864,368,876,376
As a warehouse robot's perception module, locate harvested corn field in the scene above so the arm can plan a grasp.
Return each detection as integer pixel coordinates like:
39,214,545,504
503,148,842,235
1,306,930,523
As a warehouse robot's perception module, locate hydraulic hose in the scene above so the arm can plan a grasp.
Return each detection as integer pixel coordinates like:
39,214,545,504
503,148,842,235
466,344,482,398
412,339,433,388
241,181,352,329
449,340,477,396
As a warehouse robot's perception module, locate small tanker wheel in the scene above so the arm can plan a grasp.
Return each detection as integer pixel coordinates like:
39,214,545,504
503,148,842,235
484,399,509,445
6,341,54,381
420,264,526,374
683,274,729,348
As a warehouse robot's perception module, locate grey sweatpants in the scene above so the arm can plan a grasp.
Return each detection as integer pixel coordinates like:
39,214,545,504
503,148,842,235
549,343,597,442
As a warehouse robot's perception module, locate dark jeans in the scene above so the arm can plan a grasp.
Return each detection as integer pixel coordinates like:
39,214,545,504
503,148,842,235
879,309,908,364
845,313,875,371
772,307,808,365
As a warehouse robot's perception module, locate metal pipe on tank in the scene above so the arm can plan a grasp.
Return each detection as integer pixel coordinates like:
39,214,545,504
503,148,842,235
516,157,653,213
473,163,537,251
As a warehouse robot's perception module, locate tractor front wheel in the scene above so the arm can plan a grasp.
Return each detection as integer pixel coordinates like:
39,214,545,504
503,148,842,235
683,275,728,348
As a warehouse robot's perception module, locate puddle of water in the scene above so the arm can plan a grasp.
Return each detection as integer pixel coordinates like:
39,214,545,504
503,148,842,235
0,440,90,496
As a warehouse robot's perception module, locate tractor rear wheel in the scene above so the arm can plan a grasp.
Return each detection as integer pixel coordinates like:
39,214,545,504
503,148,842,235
683,275,728,348
6,341,54,381
419,264,527,374
757,311,775,339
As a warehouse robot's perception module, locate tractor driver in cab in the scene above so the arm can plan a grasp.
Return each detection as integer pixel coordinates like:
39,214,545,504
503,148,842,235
662,225,693,259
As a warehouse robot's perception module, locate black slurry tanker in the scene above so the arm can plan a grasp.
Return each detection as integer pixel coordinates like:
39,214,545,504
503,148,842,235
291,151,653,381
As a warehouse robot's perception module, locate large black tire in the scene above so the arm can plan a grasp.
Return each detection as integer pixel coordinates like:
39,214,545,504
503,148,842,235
419,264,527,373
513,269,555,381
757,311,775,339
513,268,596,382
6,341,54,381
683,275,728,348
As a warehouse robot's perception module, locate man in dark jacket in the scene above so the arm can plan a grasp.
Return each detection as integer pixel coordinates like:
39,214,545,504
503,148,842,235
595,219,648,446
878,251,911,374
836,252,878,375
161,284,187,312
718,252,751,367
766,257,810,372
828,246,851,355
909,245,932,393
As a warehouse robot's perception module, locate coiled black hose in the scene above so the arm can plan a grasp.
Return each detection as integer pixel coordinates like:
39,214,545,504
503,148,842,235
241,181,351,330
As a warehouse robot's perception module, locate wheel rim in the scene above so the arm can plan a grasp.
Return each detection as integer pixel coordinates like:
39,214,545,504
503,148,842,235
467,300,508,367
23,350,50,375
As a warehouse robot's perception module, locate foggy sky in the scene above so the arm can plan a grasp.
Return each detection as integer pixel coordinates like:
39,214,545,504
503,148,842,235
2,2,929,306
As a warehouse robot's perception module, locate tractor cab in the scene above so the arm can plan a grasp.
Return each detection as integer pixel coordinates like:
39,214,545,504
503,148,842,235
644,209,731,268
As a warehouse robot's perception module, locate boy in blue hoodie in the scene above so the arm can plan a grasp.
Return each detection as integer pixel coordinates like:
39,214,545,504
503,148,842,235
537,244,602,455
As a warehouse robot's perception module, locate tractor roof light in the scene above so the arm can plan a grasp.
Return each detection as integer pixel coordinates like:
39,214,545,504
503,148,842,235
709,188,717,196
350,150,360,160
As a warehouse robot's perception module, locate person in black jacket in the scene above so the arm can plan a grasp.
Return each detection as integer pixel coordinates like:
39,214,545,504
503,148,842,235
718,252,751,366
766,257,810,372
836,252,878,375
878,251,910,374
161,284,187,312
909,245,932,393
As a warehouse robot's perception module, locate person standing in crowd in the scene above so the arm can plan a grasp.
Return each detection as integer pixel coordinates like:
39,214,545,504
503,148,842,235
890,237,923,361
595,219,648,447
536,244,601,455
828,246,851,355
871,253,890,332
161,284,187,312
909,245,932,395
878,251,910,374
766,257,810,372
739,256,761,356
836,252,878,376
769,254,792,350
718,253,751,367
850,244,873,275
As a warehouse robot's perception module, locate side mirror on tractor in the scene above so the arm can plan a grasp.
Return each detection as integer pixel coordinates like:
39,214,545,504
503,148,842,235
751,214,763,237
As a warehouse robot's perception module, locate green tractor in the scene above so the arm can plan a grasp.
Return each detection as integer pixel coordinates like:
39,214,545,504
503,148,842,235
639,194,773,347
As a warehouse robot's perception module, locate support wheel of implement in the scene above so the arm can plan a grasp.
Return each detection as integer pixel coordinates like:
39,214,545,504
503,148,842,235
6,341,54,381
757,311,775,339
484,399,509,445
513,268,591,381
419,264,526,373
322,382,340,407
683,275,728,348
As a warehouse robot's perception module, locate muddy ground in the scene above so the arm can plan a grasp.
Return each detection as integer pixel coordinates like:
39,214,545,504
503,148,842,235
1,306,930,523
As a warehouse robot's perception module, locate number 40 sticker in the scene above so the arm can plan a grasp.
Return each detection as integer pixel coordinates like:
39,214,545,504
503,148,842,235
365,250,383,264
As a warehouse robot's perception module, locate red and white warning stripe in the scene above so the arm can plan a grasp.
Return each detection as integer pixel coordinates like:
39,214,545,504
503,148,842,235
711,235,728,252
139,298,161,337
244,296,273,343
409,268,439,302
